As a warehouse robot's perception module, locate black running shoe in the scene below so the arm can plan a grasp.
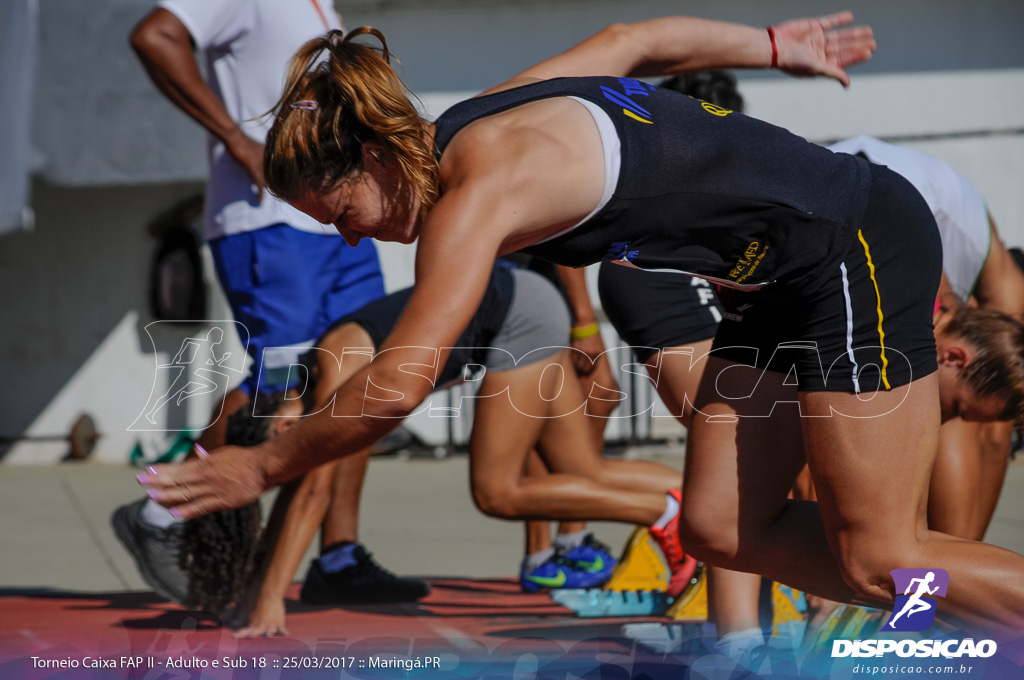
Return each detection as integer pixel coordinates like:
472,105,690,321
300,543,431,605
111,498,188,602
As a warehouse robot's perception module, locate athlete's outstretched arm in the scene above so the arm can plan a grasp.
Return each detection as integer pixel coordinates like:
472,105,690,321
512,12,874,87
138,198,512,519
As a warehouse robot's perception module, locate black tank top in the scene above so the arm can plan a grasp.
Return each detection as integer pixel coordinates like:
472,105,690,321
434,76,873,296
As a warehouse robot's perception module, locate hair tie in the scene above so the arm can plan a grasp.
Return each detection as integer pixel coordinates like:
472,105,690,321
291,100,319,111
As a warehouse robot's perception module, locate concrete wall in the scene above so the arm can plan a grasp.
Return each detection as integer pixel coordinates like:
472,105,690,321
3,0,1023,461
0,180,206,463
347,0,1024,92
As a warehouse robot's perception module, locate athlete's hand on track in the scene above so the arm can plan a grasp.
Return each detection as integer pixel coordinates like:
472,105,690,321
570,333,606,377
773,12,875,87
137,445,268,519
235,597,289,638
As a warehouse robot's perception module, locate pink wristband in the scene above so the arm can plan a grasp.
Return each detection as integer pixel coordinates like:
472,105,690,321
767,26,778,68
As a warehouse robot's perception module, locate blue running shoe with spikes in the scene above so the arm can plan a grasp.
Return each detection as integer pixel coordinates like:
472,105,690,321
520,555,606,593
562,534,617,584
521,535,618,593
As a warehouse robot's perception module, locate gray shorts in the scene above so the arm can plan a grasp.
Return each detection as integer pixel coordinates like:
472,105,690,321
485,268,571,372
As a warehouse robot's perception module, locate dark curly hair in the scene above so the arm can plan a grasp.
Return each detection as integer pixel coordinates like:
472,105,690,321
179,391,288,612
659,70,745,113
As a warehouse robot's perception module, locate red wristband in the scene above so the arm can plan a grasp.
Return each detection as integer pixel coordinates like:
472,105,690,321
767,26,778,68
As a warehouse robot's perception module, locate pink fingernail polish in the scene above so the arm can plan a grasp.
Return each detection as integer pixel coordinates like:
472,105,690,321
147,489,160,500
136,473,150,485
146,466,159,476
170,508,183,520
195,443,210,457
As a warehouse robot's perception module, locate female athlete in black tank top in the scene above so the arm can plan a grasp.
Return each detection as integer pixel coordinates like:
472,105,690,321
143,13,1024,632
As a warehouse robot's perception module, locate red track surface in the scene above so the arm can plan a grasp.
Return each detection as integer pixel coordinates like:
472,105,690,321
0,579,672,679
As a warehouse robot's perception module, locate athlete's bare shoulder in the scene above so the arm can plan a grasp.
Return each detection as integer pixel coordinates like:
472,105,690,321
437,95,605,252
475,76,545,98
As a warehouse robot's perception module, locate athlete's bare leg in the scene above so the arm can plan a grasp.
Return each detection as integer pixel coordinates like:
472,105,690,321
529,352,618,552
651,341,766,636
707,568,763,634
578,352,620,444
680,358,1024,630
322,445,370,546
976,421,1013,540
681,357,855,604
803,377,1024,629
523,451,554,556
468,351,673,524
929,418,984,539
789,465,842,638
646,339,713,429
310,323,378,546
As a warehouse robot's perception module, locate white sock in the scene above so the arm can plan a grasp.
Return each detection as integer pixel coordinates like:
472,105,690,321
523,548,555,572
713,627,765,660
554,530,588,551
653,492,680,529
141,498,182,528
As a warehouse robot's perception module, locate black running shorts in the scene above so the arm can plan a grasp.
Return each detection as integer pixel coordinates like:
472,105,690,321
711,165,941,393
598,263,722,363
314,267,515,388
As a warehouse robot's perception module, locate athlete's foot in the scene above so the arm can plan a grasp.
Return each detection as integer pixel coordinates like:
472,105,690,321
299,542,430,605
691,628,772,679
560,533,617,583
804,593,843,642
111,498,188,602
647,489,698,598
520,551,613,593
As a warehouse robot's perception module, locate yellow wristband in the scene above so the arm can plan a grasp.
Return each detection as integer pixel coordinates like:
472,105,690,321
570,322,599,340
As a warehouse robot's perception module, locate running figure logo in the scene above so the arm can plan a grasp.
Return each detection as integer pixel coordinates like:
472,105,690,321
130,322,248,432
885,568,950,632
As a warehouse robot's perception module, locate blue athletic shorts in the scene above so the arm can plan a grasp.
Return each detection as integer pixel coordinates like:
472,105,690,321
209,224,385,394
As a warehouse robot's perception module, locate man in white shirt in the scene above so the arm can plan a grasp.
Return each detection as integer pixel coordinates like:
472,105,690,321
113,0,425,621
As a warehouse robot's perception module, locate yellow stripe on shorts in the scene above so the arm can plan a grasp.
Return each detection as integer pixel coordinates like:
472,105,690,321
856,229,890,390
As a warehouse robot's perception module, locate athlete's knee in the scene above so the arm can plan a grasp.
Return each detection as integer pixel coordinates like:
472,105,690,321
584,378,619,421
318,324,374,380
832,530,921,603
677,503,740,565
470,479,521,519
586,393,618,420
588,459,624,486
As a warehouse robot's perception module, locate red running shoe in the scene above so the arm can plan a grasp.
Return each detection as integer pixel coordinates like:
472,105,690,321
647,489,698,598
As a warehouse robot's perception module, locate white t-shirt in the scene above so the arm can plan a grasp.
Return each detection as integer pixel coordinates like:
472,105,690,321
156,0,342,240
828,135,990,301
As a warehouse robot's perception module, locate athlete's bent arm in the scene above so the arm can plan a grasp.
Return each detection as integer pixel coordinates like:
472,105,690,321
130,8,266,189
974,215,1024,320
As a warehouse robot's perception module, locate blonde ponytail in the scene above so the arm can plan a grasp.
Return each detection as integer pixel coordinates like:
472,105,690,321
264,29,439,211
